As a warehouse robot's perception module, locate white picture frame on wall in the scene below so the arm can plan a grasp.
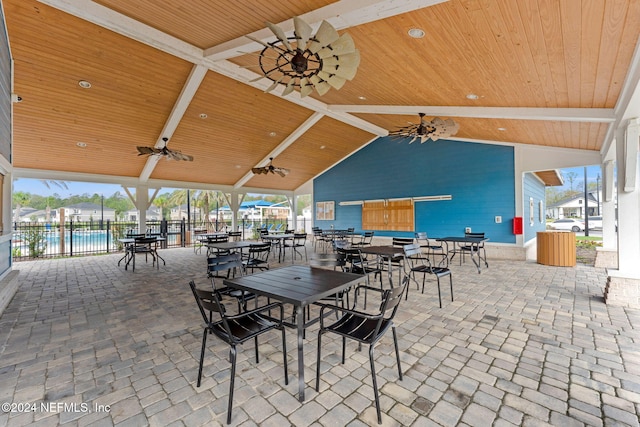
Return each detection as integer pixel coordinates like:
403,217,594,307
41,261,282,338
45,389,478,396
316,201,335,220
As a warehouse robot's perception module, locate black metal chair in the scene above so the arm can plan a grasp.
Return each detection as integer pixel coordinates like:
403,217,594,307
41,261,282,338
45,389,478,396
285,232,308,262
415,232,445,266
378,237,413,284
459,232,487,265
188,280,288,424
206,234,229,257
403,243,452,307
242,242,271,273
315,277,408,424
128,236,163,271
207,252,255,310
351,231,374,247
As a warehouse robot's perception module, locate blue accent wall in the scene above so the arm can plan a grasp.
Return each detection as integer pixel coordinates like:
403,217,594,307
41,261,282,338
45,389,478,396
523,172,547,242
314,137,517,243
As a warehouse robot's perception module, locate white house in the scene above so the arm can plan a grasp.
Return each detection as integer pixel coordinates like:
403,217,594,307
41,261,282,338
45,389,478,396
61,203,117,222
546,191,602,219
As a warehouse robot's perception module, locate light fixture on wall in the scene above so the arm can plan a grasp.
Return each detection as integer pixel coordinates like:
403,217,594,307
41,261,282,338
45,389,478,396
389,113,460,143
247,17,360,97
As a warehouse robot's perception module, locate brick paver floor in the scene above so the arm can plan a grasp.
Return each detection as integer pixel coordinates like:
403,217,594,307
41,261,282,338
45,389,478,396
0,245,638,426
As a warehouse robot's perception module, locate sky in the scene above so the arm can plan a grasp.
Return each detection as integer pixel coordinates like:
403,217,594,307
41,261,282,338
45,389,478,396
557,165,602,191
12,179,125,197
13,165,602,197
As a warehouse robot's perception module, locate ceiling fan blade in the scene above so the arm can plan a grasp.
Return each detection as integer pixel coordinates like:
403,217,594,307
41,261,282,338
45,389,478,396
281,78,296,96
293,16,312,50
265,77,282,93
136,146,159,156
317,34,356,58
318,71,346,89
275,169,286,177
249,74,266,82
299,77,313,97
308,20,339,53
309,74,331,95
266,22,292,51
175,152,194,161
409,135,418,144
321,51,360,80
245,34,272,49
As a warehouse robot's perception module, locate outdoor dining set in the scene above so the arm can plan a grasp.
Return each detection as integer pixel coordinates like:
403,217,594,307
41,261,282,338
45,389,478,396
178,226,489,424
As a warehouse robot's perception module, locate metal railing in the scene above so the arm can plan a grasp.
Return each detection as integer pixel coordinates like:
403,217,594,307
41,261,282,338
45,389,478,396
11,218,312,261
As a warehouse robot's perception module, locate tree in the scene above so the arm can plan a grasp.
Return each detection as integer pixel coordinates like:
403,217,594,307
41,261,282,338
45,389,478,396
152,193,171,219
168,189,189,220
564,171,578,193
12,191,30,222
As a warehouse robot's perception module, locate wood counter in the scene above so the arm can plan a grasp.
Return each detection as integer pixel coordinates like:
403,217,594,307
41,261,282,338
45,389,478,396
537,231,576,266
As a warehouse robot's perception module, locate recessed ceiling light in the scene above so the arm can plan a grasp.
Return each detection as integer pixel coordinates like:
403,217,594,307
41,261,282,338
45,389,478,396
199,113,208,119
269,131,277,137
466,93,479,100
235,165,241,168
498,127,507,131
319,145,326,150
358,96,366,100
78,80,92,89
76,142,87,147
408,28,425,38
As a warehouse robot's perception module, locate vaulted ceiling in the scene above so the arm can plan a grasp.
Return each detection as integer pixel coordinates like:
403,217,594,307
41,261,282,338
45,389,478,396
4,0,640,194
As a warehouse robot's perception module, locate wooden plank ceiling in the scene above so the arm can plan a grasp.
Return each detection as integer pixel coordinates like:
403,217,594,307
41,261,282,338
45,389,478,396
4,0,640,194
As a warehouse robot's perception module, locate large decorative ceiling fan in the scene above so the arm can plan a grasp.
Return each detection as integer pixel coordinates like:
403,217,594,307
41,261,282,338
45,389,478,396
247,16,360,97
251,157,290,177
136,137,193,161
388,113,460,143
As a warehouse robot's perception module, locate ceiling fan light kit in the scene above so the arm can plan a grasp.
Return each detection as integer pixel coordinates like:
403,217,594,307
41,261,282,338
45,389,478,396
249,17,360,97
389,113,460,143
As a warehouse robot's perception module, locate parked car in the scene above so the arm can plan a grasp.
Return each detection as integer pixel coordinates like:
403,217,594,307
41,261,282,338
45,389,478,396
587,216,602,229
549,218,585,232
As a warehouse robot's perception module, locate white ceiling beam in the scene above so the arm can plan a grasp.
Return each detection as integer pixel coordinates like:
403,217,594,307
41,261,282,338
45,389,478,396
204,0,449,61
139,64,209,181
233,112,325,189
328,105,616,123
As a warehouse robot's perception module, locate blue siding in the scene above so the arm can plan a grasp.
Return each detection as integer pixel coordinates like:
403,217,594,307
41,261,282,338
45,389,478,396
314,137,517,243
523,172,547,241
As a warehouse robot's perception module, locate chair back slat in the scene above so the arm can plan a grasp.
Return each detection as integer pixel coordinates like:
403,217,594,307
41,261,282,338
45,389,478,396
207,253,243,274
189,280,225,324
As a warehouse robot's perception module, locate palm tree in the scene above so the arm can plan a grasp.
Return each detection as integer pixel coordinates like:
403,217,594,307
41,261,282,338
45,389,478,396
152,193,171,219
193,190,219,228
168,189,190,221
12,191,30,222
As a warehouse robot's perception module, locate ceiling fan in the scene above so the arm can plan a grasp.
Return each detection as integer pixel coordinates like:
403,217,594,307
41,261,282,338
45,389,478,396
251,157,290,177
246,16,360,97
136,137,194,161
389,113,460,143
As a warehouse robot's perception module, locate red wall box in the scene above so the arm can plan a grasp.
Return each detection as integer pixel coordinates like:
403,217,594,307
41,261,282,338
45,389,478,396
513,217,523,235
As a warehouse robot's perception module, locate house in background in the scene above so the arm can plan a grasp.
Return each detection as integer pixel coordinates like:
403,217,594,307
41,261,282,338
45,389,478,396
61,203,117,222
217,200,291,223
15,208,57,223
169,204,198,221
546,191,602,219
124,206,162,222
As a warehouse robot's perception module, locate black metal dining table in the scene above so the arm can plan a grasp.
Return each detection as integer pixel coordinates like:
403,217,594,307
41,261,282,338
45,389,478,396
436,236,489,273
359,245,405,286
117,237,166,270
261,233,294,262
205,240,254,257
223,264,362,402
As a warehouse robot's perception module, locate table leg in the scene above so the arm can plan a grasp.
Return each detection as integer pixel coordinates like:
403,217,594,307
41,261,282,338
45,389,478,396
296,305,305,402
